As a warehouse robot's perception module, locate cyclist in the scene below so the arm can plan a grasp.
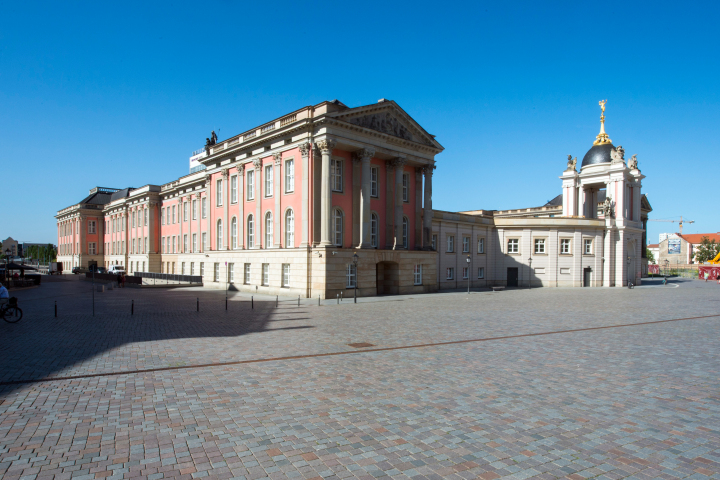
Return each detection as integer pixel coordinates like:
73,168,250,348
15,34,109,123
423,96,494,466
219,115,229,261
0,283,8,306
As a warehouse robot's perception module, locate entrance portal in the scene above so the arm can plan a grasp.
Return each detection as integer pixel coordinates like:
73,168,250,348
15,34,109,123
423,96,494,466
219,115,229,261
376,261,400,295
583,267,591,287
507,267,518,287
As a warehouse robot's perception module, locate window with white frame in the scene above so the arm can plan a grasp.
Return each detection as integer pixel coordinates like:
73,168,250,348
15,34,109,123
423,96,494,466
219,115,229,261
265,212,273,248
231,175,237,203
370,167,378,197
402,216,409,248
183,234,188,252
478,267,485,279
560,238,571,254
507,238,519,254
264,165,273,197
172,236,176,253
88,242,96,255
183,202,188,222
584,239,593,254
202,232,207,251
192,233,197,252
447,235,454,253
446,267,454,280
190,262,194,275
161,208,165,225
346,264,356,288
282,264,290,287
462,267,469,279
333,209,343,246
244,263,251,284
172,205,176,224
463,236,470,253
216,219,223,250
247,170,255,200
432,234,437,251
216,179,223,206
285,160,294,192
371,213,378,248
228,263,234,283
201,198,207,218
144,208,148,226
132,213,136,228
413,264,422,285
402,173,409,202
192,199,197,220
534,238,546,254
144,238,148,253
161,236,165,253
88,221,96,234
331,159,342,191
285,209,294,247
181,262,185,275
262,263,269,285
132,239,135,254
200,262,204,277
247,215,254,248
213,263,219,282
231,217,237,249
478,237,485,254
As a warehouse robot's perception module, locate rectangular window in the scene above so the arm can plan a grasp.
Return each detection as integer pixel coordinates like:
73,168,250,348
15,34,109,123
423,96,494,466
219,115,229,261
262,263,269,285
432,234,437,251
144,209,148,226
346,264,356,288
534,238,546,254
161,209,165,225
462,267,469,279
88,242,96,255
132,213,136,228
446,267,454,280
584,239,593,254
183,234,188,252
285,160,294,192
244,263,251,284
132,239,135,254
122,240,125,253
507,238,519,254
370,166,378,197
478,237,485,254
247,170,255,200
166,237,170,254
462,236,470,253
144,238,148,254
331,159,343,191
447,236,454,253
172,236,176,253
478,267,485,279
192,233,197,253
200,262,204,277
402,173,409,202
265,165,273,197
88,221,96,234
202,198,207,218
413,264,422,285
216,179,223,206
172,205,176,224
231,175,238,203
228,263,234,283
183,202,188,222
202,233,207,251
560,239,571,254
190,262,195,275
282,264,290,287
181,262,185,275
192,199,197,220
214,263,219,282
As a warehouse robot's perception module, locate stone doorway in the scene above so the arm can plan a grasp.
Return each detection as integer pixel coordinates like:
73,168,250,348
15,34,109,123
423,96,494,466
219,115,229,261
376,261,400,295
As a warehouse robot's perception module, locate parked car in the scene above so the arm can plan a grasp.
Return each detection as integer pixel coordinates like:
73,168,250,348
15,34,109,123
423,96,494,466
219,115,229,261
72,266,89,274
89,265,107,274
108,265,125,275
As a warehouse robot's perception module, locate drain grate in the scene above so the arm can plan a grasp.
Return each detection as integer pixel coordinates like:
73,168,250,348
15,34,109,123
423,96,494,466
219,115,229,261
347,342,375,348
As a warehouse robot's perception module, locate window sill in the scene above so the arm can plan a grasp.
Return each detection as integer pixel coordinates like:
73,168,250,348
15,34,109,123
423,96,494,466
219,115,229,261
533,253,548,256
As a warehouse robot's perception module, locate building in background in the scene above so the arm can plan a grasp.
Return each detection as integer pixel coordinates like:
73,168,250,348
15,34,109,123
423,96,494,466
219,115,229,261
2,237,19,259
658,232,720,266
55,99,650,295
648,243,659,264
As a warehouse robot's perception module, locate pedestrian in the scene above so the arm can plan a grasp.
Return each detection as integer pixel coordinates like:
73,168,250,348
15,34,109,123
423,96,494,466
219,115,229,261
717,274,720,285
705,271,709,282
121,274,126,288
117,273,123,288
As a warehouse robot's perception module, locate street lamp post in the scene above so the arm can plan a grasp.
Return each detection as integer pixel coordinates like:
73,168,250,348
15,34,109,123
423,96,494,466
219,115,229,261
4,248,9,287
466,256,471,294
528,256,533,289
352,253,359,304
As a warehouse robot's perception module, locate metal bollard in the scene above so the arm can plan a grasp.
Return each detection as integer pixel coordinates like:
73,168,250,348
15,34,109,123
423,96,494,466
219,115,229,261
337,294,339,304
276,295,278,307
131,299,134,315
226,297,228,310
55,300,57,318
318,294,320,306
197,298,199,312
340,291,343,302
251,296,254,309
298,295,300,307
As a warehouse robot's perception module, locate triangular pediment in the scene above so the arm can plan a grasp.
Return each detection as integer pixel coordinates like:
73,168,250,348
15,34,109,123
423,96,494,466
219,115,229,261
333,101,442,150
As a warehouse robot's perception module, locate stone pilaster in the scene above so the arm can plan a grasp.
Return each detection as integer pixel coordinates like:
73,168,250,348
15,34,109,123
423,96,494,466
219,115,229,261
352,154,361,248
222,168,229,250
393,157,407,250
385,161,395,249
253,158,262,249
273,153,282,248
414,167,422,250
149,202,157,254
298,143,310,247
354,148,374,248
423,165,434,249
179,196,185,253
317,138,336,246
237,164,245,249
205,174,211,251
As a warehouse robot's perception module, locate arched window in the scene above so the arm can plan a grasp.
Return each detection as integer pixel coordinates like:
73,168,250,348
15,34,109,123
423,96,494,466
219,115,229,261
285,209,294,248
216,219,223,250
402,216,409,249
247,215,254,248
371,213,378,248
333,208,343,247
231,217,237,249
265,212,273,248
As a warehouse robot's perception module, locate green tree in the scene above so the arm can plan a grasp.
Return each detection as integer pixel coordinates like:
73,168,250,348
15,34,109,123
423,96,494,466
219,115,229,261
646,248,655,264
694,236,720,263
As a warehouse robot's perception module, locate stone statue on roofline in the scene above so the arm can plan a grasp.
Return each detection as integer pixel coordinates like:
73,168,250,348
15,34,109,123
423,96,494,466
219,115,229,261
628,154,638,170
566,155,577,172
602,195,614,218
610,145,625,165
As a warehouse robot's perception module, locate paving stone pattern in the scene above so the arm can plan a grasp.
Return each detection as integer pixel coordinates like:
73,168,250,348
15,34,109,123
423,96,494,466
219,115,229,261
0,277,719,479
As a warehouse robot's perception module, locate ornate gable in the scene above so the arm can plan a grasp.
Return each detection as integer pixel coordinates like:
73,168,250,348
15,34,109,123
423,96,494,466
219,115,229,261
333,102,441,149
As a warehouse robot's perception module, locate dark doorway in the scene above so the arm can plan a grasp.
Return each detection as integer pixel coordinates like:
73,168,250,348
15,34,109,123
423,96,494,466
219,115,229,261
583,267,592,287
507,267,518,287
88,260,97,270
376,261,400,295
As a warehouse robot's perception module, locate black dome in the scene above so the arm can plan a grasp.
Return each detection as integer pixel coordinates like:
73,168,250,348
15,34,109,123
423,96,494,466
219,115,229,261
581,143,614,167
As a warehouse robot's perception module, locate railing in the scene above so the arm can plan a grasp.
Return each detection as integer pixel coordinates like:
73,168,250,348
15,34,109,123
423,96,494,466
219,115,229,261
260,123,276,133
280,114,297,126
227,138,239,146
243,131,256,140
191,147,206,156
135,272,203,285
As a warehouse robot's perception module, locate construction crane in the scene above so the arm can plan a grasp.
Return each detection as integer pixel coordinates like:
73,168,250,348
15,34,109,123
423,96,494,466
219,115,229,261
648,215,695,234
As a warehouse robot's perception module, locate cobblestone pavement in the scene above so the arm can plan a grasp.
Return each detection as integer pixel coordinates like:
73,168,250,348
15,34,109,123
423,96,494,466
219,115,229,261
1,277,719,479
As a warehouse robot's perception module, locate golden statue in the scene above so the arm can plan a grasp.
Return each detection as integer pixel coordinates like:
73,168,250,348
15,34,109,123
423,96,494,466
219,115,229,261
593,99,612,145
599,99,607,113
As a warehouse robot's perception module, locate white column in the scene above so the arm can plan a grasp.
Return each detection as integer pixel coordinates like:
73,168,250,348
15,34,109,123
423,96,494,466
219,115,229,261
317,138,336,247
355,148,374,248
423,165,434,249
299,143,310,247
253,158,262,248
237,164,245,249
179,197,184,253
222,168,229,250
205,175,212,251
393,157,406,249
273,153,282,247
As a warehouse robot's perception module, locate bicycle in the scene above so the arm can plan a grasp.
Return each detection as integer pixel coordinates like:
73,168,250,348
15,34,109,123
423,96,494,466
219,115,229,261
1,298,23,323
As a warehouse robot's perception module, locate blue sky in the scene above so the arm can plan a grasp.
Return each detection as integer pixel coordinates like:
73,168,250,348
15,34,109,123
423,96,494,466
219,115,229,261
1,0,718,245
